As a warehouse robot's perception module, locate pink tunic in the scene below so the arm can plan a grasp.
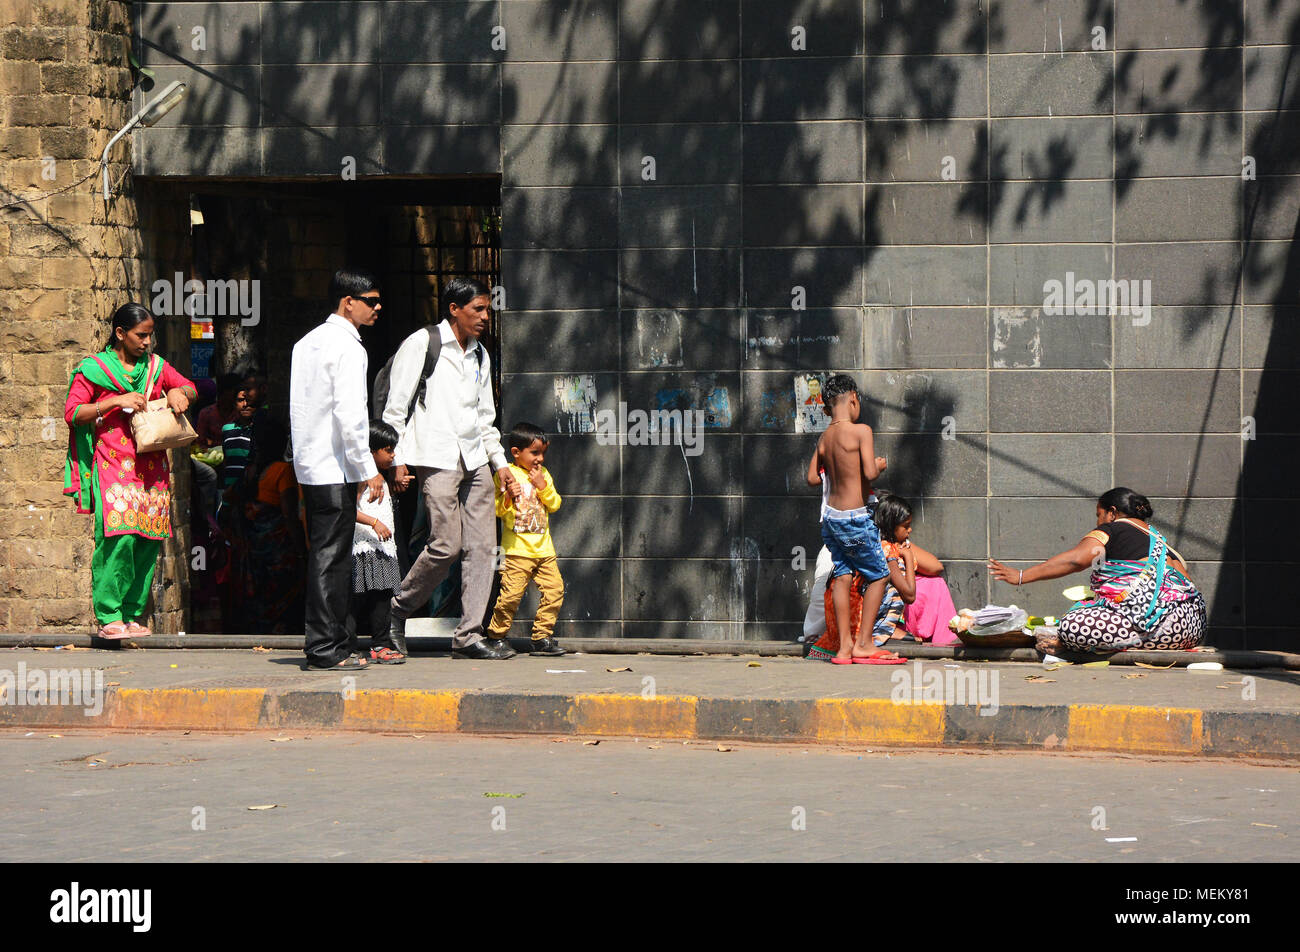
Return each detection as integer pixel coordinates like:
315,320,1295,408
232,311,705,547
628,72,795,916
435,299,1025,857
63,357,194,540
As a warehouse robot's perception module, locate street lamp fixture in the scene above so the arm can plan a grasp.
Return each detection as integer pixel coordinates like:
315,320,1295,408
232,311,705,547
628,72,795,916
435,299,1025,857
101,80,188,201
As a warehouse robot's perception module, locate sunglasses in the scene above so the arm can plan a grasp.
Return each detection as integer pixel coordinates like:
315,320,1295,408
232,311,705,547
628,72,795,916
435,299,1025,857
352,295,381,308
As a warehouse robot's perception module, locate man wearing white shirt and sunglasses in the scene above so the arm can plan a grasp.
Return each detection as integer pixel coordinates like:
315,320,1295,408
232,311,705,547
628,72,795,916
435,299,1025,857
383,277,523,660
290,269,388,671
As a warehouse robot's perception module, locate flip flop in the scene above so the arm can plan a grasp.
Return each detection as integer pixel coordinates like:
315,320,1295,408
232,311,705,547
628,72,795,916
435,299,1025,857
829,657,854,665
852,651,905,665
96,621,129,640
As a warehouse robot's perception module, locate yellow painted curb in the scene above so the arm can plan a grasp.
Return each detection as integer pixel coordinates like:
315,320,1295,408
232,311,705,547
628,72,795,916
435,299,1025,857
343,690,460,732
572,693,697,738
109,688,265,731
813,697,946,746
1068,704,1204,755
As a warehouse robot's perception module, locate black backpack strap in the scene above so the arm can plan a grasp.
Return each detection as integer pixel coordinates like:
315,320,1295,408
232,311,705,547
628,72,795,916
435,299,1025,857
406,325,441,422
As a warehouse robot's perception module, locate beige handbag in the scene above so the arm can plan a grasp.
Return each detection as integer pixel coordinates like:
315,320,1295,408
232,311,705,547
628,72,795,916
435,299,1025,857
130,398,198,453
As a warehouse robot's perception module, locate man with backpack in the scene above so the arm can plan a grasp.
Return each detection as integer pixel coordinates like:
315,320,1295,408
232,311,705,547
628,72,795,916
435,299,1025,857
380,277,522,660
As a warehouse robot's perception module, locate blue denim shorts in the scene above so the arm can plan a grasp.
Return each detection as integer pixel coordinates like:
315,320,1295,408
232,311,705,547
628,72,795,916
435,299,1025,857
820,505,889,582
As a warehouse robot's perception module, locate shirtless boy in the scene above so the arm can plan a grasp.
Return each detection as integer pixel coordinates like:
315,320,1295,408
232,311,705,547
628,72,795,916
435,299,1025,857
804,374,904,664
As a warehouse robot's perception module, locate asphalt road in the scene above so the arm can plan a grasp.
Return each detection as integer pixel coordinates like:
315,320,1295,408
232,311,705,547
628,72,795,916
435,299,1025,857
2,730,1295,863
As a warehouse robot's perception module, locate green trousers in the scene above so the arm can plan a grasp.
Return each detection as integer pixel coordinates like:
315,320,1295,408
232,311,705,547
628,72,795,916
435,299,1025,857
92,514,160,625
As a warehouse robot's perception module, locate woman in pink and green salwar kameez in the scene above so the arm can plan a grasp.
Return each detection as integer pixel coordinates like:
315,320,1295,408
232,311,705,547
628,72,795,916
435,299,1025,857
63,303,196,639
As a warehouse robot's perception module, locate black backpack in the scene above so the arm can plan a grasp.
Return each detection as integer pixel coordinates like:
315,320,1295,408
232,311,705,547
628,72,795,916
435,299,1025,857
371,326,484,422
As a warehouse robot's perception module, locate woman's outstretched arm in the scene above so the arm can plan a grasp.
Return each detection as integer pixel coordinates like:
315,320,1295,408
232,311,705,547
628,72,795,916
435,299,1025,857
989,536,1105,587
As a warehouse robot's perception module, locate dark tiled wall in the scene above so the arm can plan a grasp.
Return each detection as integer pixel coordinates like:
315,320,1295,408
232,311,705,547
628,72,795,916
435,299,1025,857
134,0,1300,647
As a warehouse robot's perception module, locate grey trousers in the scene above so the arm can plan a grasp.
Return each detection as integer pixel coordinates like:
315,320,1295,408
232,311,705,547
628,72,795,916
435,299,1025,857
390,459,495,648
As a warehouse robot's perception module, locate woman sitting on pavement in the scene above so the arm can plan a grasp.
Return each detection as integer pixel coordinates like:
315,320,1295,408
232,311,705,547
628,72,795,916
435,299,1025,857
988,487,1206,655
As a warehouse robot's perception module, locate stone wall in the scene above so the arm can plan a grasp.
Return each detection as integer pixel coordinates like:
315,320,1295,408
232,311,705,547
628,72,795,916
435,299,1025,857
0,0,192,633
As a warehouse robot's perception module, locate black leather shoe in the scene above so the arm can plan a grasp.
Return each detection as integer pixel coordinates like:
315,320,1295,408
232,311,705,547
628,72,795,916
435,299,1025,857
529,637,565,656
486,637,517,659
452,639,513,660
389,615,408,656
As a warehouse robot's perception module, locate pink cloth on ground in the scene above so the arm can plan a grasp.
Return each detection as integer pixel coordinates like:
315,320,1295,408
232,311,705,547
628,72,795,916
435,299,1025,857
904,574,960,646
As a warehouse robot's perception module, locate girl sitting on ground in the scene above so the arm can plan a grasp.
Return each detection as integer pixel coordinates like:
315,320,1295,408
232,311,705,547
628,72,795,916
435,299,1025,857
872,493,960,647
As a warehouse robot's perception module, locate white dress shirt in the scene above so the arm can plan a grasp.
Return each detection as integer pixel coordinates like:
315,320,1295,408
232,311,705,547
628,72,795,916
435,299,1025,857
382,320,507,472
289,313,379,485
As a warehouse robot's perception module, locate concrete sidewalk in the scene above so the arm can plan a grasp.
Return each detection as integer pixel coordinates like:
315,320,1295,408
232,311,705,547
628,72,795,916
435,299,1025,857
2,647,1297,760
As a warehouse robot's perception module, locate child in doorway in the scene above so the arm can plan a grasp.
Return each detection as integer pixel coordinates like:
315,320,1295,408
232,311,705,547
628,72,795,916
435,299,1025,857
487,422,565,656
803,374,903,665
352,421,406,663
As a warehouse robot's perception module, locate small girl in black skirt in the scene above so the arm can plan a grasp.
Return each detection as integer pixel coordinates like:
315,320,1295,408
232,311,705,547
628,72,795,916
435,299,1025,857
352,421,406,663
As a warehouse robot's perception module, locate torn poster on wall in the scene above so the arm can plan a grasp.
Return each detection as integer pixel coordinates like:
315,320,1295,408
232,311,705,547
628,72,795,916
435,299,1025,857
554,374,597,434
794,373,829,433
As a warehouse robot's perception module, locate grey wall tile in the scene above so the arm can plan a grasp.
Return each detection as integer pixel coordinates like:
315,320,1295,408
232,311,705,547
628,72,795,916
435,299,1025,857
1245,44,1300,109
263,127,384,176
989,244,1112,307
548,497,623,560
1244,240,1295,305
1245,175,1300,241
742,0,863,57
990,496,1101,559
989,0,1112,53
622,61,740,123
989,117,1114,180
502,250,619,309
1246,111,1300,175
937,560,989,612
741,370,835,433
134,65,260,127
381,1,499,62
745,122,862,183
866,119,987,182
867,0,988,54
1117,49,1243,114
873,432,989,496
1115,114,1244,178
745,247,863,307
1244,563,1291,627
864,306,987,370
620,186,742,248
500,0,618,62
990,307,1112,370
990,433,1111,496
1183,560,1240,625
621,371,741,432
743,57,863,121
625,435,745,496
744,184,863,246
623,124,742,184
865,54,988,118
1116,0,1241,49
905,496,989,560
1243,436,1300,498
752,562,820,623
385,124,501,174
1115,434,1241,496
990,53,1111,116
1116,241,1241,306
262,64,380,127
861,370,989,433
500,312,620,373
137,127,259,176
621,249,742,308
1243,499,1300,561
502,187,618,250
1116,177,1240,242
1245,0,1300,45
382,64,500,125
989,370,1112,432
1150,497,1240,561
544,558,620,623
1115,307,1240,369
503,62,617,124
262,1,382,63
501,371,621,437
865,246,985,306
536,435,622,495
742,311,862,371
504,124,616,186
623,497,743,558
620,0,739,60
140,1,261,65
622,311,746,371
1243,306,1300,368
867,183,987,244
989,179,1113,243
741,496,822,559
743,435,825,496
1244,370,1300,434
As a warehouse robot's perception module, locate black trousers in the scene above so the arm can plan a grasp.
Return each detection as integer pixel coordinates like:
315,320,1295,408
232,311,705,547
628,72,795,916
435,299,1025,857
302,482,357,667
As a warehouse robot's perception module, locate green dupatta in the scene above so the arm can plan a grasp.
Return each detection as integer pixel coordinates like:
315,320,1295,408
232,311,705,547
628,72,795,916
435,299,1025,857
62,350,160,513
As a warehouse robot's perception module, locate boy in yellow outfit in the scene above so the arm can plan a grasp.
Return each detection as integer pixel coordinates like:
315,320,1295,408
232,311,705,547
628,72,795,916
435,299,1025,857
487,422,566,656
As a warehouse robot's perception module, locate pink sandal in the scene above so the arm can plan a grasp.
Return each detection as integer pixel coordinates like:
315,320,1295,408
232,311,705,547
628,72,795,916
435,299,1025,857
96,621,129,639
125,621,150,636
